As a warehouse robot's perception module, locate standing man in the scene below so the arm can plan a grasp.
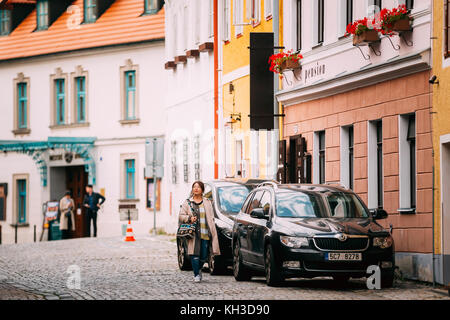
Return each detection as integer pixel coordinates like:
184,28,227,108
83,185,106,237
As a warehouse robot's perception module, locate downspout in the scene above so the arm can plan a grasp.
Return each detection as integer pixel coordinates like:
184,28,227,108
273,0,280,180
214,0,219,179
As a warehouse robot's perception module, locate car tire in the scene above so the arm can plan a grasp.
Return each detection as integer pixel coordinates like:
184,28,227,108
209,254,227,275
233,240,252,281
177,238,192,271
381,273,394,288
332,275,350,286
264,244,284,287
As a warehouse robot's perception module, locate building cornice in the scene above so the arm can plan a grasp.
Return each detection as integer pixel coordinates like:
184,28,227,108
276,50,431,107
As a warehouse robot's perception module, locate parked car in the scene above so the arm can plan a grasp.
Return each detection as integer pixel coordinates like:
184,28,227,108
232,182,395,287
177,179,273,274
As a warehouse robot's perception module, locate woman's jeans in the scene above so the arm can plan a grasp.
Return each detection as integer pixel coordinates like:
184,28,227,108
190,239,210,277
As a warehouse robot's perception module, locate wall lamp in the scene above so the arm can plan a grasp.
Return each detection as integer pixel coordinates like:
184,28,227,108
429,75,439,85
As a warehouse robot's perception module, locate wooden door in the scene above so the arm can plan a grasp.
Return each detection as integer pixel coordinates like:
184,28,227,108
66,166,88,238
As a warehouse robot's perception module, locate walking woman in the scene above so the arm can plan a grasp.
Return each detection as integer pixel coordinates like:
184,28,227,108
179,181,220,282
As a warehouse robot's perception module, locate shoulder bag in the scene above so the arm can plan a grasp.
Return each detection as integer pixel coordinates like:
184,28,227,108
177,199,198,239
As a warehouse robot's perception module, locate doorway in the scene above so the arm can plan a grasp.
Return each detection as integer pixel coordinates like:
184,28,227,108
65,166,88,238
440,140,450,284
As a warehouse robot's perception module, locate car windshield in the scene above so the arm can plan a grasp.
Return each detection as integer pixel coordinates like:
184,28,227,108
217,186,251,214
325,192,369,218
276,191,326,218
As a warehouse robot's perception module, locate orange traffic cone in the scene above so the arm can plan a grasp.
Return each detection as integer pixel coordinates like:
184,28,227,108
124,220,135,242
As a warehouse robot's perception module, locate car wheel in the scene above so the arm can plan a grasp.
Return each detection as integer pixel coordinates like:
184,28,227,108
381,273,394,288
209,254,227,275
233,240,252,281
332,275,350,286
177,239,192,271
264,244,284,287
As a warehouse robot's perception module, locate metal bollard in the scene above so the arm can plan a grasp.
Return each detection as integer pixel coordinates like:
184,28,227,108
34,225,36,242
15,224,17,244
0,224,2,245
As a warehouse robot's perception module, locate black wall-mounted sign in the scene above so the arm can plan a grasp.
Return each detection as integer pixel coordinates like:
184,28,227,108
250,32,274,131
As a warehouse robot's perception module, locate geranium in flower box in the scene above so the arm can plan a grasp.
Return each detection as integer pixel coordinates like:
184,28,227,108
346,18,380,46
268,50,303,78
380,4,412,36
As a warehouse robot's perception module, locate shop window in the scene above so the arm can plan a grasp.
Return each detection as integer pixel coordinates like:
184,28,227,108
340,126,354,190
13,174,28,225
0,183,7,221
146,178,161,210
314,131,326,184
399,114,416,213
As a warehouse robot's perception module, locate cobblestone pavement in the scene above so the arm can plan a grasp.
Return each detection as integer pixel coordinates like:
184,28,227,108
0,235,449,300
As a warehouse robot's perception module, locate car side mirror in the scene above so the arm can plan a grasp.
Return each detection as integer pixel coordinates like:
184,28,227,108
250,208,269,220
371,209,388,220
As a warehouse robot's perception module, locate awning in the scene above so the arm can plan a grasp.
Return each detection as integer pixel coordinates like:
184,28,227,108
0,137,97,187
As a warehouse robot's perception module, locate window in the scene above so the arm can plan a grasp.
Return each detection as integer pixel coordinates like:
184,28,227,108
183,138,189,183
223,0,230,41
340,126,354,190
264,0,272,19
75,77,86,123
319,131,326,184
84,0,97,23
55,79,66,125
144,0,160,14
276,191,325,218
36,0,49,30
445,0,450,58
399,0,414,10
217,185,251,214
313,0,324,45
17,179,26,224
209,0,214,38
0,183,6,221
346,0,353,26
249,0,261,25
259,191,272,216
376,121,383,208
246,190,264,214
17,83,28,129
399,114,416,212
368,0,382,16
339,0,353,36
296,0,302,51
233,0,244,36
125,70,136,120
125,159,136,199
0,10,11,36
407,115,416,209
171,141,178,184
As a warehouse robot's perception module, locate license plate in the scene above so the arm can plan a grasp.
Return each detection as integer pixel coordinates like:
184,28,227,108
325,253,362,261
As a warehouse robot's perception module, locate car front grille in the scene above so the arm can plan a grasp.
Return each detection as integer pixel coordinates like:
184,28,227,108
304,261,368,272
313,237,369,251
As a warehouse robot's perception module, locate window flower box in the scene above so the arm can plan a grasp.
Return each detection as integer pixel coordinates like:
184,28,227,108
269,50,303,79
346,18,381,46
352,29,380,46
380,4,412,36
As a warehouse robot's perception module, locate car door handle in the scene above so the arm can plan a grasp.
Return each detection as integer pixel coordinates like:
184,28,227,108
247,225,254,230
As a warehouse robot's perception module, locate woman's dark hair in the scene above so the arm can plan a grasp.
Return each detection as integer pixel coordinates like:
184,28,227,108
191,181,205,193
65,190,72,197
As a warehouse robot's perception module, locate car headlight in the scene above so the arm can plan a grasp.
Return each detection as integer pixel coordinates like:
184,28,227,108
373,236,393,249
221,229,232,239
280,236,309,248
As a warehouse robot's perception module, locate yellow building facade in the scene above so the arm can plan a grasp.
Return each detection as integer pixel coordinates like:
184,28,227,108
222,0,282,179
432,0,450,286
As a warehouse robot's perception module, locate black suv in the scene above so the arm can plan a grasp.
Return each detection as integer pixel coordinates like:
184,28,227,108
232,183,395,287
177,179,271,274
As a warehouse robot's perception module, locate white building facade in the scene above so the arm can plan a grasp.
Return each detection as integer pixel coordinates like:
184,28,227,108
0,0,168,243
163,0,219,233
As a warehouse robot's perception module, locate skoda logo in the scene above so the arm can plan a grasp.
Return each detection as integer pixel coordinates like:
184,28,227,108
337,233,348,242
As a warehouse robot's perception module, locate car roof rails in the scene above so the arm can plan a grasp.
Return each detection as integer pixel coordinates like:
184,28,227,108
256,181,280,189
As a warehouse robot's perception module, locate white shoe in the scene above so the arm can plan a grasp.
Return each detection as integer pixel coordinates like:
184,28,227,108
194,275,201,283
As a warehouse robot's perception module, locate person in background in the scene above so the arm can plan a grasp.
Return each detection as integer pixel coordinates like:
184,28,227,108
83,185,106,237
59,191,75,239
178,181,220,282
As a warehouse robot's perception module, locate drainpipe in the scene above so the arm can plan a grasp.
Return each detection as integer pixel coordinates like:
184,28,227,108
214,0,219,179
430,2,436,288
273,0,280,180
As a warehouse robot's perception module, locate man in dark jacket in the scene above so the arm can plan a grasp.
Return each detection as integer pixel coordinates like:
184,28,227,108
83,185,106,237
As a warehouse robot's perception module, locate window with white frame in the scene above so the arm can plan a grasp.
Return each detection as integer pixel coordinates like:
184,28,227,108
233,0,244,36
71,66,89,125
340,125,354,190
209,0,214,38
171,141,178,184
183,138,189,183
50,68,68,127
247,0,261,25
313,0,325,46
264,0,272,19
183,4,189,51
313,130,326,184
339,0,353,37
223,0,231,41
399,114,416,212
296,0,302,51
398,0,414,10
194,0,201,44
368,120,383,209
120,154,139,200
13,73,31,133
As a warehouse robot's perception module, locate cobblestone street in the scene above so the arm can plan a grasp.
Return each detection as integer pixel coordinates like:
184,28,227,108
0,235,448,300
